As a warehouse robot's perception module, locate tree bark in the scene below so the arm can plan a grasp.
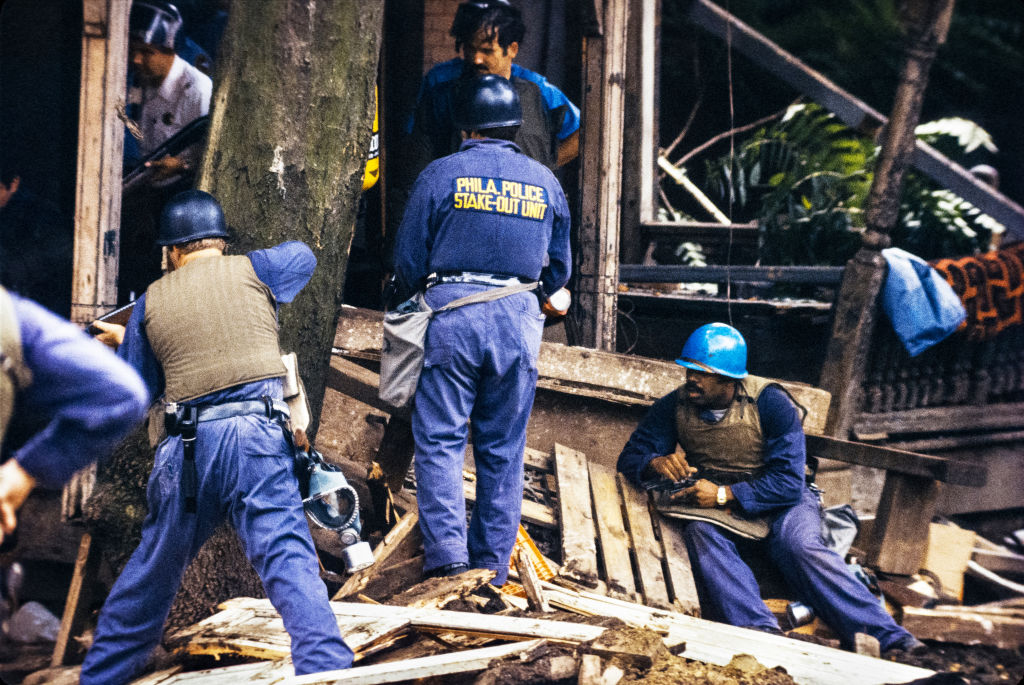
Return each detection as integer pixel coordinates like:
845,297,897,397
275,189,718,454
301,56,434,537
88,0,384,635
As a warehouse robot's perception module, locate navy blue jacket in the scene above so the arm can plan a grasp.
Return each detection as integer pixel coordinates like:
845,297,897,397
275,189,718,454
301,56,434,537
394,138,571,298
617,386,807,515
6,295,148,487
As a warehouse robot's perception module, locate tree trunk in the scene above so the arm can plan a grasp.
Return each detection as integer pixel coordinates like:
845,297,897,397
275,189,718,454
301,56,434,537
88,0,384,635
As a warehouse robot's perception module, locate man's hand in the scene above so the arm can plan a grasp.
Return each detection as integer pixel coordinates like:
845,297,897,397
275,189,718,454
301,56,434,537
0,460,37,544
145,154,189,180
91,320,125,349
648,450,696,483
675,478,732,508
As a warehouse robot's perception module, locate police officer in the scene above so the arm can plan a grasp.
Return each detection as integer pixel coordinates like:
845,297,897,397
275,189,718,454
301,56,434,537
0,287,148,545
387,0,580,269
82,191,353,684
393,75,571,583
617,323,926,655
126,0,212,180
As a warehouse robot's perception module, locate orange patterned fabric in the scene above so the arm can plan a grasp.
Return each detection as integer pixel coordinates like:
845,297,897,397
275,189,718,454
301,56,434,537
930,242,1024,341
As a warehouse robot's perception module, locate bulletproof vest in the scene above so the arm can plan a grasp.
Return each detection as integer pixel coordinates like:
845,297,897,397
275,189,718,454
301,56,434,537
674,374,782,476
0,287,33,452
144,255,285,403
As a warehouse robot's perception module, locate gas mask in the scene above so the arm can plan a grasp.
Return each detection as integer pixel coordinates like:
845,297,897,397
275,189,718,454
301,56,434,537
301,450,374,573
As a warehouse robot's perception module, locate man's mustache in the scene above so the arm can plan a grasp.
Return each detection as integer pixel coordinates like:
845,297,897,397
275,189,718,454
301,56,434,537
684,383,703,394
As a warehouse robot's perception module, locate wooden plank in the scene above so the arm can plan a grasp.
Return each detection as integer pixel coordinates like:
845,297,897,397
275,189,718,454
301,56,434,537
617,474,671,609
554,444,600,588
334,510,421,600
901,606,1024,649
619,264,845,286
524,446,553,472
51,532,101,666
387,569,496,609
805,434,986,486
539,583,935,685
867,473,939,575
587,460,638,601
333,309,828,418
463,476,556,529
654,514,700,615
515,546,551,612
284,640,544,685
923,523,976,600
972,547,1024,576
853,402,1024,437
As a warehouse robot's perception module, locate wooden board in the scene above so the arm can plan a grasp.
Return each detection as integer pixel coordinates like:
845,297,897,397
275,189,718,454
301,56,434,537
901,606,1024,649
554,444,600,587
462,475,556,529
923,522,977,600
540,582,935,685
653,513,700,614
617,474,671,609
285,640,544,684
867,473,939,575
587,460,638,601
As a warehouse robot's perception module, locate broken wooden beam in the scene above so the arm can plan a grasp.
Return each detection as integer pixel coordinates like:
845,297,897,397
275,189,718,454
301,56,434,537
901,605,1024,649
805,434,986,486
283,640,545,685
334,510,421,600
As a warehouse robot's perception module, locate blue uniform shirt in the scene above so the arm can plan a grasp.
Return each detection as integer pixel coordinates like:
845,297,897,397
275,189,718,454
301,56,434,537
118,241,316,403
7,295,149,488
393,138,571,298
617,385,807,515
410,60,581,141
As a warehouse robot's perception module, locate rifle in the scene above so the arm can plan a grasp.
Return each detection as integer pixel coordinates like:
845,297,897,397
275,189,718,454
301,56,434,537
122,115,211,194
88,300,136,335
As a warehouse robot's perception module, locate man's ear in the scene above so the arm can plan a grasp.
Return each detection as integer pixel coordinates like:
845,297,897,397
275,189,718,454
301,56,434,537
506,41,519,60
9,177,20,193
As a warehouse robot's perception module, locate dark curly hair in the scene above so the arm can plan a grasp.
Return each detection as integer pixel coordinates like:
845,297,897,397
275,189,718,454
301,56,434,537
450,1,525,52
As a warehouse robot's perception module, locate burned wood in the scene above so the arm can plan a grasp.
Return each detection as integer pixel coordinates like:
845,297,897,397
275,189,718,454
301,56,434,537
386,569,497,610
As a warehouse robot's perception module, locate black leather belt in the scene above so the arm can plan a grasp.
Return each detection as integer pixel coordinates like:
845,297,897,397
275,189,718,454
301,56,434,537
193,398,290,423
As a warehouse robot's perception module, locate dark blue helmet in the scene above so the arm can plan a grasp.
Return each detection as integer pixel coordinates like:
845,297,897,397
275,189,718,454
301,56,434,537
453,74,522,132
157,190,229,246
129,1,183,50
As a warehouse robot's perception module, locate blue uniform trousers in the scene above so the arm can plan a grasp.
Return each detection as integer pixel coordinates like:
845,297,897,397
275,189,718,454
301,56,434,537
682,487,914,651
412,284,545,585
81,413,353,684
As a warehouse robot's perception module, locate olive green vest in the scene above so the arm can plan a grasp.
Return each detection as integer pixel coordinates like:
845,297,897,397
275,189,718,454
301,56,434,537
674,374,784,477
0,287,33,453
144,255,286,403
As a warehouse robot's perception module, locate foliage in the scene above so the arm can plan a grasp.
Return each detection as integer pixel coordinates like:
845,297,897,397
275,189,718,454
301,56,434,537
700,105,999,265
703,104,871,265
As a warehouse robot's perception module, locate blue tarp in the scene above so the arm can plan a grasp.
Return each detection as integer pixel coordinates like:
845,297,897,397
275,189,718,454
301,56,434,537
881,247,967,357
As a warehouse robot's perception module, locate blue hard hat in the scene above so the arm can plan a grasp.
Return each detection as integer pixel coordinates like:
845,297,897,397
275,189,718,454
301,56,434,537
157,190,229,246
453,74,522,131
675,323,748,379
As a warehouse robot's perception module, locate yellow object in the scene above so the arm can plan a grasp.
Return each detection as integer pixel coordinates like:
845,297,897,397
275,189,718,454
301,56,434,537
362,86,380,191
501,524,556,598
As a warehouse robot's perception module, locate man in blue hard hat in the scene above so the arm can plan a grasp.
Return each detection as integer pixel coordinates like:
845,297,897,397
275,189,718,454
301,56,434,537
392,75,571,583
83,190,353,684
617,323,926,656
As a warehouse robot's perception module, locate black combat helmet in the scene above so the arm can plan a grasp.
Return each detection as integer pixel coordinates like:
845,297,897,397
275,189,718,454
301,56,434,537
157,190,229,246
453,74,523,132
129,1,183,50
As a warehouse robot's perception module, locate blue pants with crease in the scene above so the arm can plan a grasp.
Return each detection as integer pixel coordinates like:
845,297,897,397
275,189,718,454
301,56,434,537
412,283,545,585
81,413,353,685
682,487,915,650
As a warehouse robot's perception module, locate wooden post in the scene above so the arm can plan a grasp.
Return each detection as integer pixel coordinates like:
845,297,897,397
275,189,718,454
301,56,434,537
52,532,102,666
570,0,629,351
71,0,130,325
867,474,940,575
818,0,956,441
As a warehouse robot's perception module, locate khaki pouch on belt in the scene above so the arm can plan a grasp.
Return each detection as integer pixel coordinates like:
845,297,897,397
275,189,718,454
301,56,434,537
652,489,774,540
